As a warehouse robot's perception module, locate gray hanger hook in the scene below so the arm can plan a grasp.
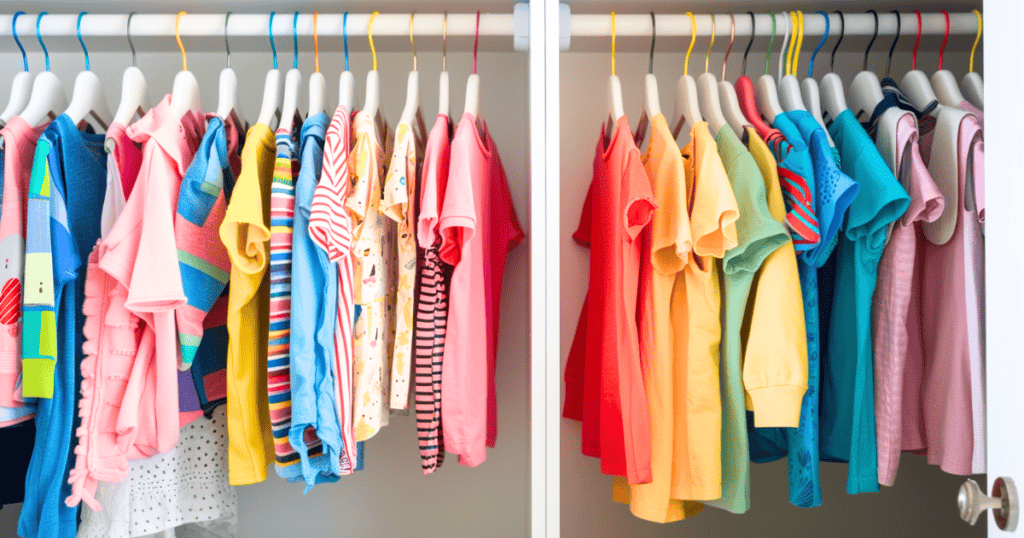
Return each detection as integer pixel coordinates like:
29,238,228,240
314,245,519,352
127,12,137,66
225,12,232,68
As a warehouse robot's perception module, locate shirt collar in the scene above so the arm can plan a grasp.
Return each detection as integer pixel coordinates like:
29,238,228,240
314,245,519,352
126,95,205,176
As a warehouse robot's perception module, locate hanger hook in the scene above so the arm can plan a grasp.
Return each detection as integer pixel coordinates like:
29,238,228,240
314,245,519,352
12,11,27,72
127,12,138,67
886,11,901,77
648,12,655,75
778,12,789,80
369,11,378,71
410,13,417,71
912,10,922,71
36,12,49,72
77,12,90,71
831,11,845,72
784,12,795,77
685,12,696,77
313,12,319,73
292,12,298,70
765,12,776,76
268,11,278,70
970,10,982,73
809,11,829,78
864,10,878,72
722,13,734,80
793,11,805,77
224,12,231,68
610,12,616,76
939,9,950,71
705,14,715,74
473,11,481,75
175,11,187,71
343,12,349,72
442,11,448,71
742,12,755,77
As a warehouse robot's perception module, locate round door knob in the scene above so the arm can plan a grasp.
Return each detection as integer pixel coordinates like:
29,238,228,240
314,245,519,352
959,477,1019,531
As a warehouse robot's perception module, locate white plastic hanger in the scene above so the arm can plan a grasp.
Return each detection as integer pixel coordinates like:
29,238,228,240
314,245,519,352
308,12,326,118
718,13,748,136
778,11,807,112
820,11,849,123
364,11,385,137
279,12,303,134
398,14,427,143
169,12,201,120
339,12,355,113
931,10,966,107
696,14,727,136
216,13,238,120
634,12,661,145
18,13,68,129
801,11,835,144
1,12,33,126
671,12,704,142
257,12,283,129
108,13,150,153
849,10,885,121
961,10,984,110
755,12,785,123
902,10,942,116
606,12,625,138
464,10,484,133
438,12,450,118
64,12,112,131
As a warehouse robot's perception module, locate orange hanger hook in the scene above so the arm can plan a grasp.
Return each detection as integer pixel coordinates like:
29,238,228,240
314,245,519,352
175,11,187,71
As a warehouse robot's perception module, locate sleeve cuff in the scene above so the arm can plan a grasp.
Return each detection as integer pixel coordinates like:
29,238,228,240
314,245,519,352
747,385,806,428
21,358,56,399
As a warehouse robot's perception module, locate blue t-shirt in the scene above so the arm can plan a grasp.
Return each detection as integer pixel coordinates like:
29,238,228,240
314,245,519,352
821,109,910,495
288,112,345,491
20,115,106,538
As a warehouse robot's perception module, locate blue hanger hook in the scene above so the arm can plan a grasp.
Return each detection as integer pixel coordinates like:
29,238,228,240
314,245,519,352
808,11,829,77
78,12,90,71
292,12,299,69
343,12,350,71
12,11,27,71
36,12,49,72
269,11,278,70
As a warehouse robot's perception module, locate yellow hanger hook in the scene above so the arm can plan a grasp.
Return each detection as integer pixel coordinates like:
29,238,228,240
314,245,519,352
369,11,379,71
610,12,616,76
793,11,805,76
313,12,319,73
175,11,187,71
785,12,796,77
705,14,715,74
970,10,982,73
685,12,696,76
410,13,417,71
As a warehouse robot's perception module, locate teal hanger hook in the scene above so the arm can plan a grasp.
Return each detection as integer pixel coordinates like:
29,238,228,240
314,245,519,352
343,11,350,71
269,11,278,70
78,12,90,71
808,11,829,77
36,12,49,72
12,11,27,72
292,12,299,69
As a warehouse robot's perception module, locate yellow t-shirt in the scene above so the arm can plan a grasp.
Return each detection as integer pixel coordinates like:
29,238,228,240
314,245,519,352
219,124,276,485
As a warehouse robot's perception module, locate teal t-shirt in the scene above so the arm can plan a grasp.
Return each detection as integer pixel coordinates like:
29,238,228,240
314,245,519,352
821,109,909,495
708,125,789,515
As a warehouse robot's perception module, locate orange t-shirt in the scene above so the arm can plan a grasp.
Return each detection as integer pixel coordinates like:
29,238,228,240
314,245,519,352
564,116,656,485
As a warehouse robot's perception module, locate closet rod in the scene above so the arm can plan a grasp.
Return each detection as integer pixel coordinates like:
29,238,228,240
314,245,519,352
570,12,978,38
0,13,513,38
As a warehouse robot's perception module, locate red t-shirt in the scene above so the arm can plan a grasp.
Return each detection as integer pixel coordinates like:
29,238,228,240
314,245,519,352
564,116,656,485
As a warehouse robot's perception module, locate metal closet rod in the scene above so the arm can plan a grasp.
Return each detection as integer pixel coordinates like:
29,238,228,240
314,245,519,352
570,12,979,37
0,13,512,38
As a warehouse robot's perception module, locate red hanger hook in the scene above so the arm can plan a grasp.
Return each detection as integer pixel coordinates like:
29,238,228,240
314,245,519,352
912,10,922,70
938,9,950,70
473,10,480,74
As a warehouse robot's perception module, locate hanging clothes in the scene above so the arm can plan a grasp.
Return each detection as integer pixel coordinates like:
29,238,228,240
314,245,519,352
307,105,358,474
564,115,654,484
348,110,394,442
414,113,454,474
219,122,276,486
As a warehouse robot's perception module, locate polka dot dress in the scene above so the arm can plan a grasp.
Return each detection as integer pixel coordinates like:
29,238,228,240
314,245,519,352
77,407,238,538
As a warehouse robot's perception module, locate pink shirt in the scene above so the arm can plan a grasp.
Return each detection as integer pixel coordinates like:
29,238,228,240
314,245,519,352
0,117,47,417
439,114,524,467
872,112,944,486
905,113,984,476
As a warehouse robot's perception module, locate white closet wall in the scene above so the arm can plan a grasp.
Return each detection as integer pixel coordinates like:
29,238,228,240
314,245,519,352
0,45,533,537
560,38,986,538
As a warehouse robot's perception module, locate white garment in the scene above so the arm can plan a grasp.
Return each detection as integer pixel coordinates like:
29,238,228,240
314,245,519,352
77,407,237,538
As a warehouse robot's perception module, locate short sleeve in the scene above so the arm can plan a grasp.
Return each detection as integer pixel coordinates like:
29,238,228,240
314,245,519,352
722,154,790,275
622,151,656,241
346,133,374,222
220,145,271,276
438,131,478,267
572,184,594,248
690,142,739,258
381,126,412,223
648,142,692,276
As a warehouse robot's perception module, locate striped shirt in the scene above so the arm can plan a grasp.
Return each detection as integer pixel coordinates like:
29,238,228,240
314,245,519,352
268,124,323,474
307,106,357,473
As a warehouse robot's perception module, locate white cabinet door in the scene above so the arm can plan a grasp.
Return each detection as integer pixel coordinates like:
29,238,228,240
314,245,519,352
983,0,1023,535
